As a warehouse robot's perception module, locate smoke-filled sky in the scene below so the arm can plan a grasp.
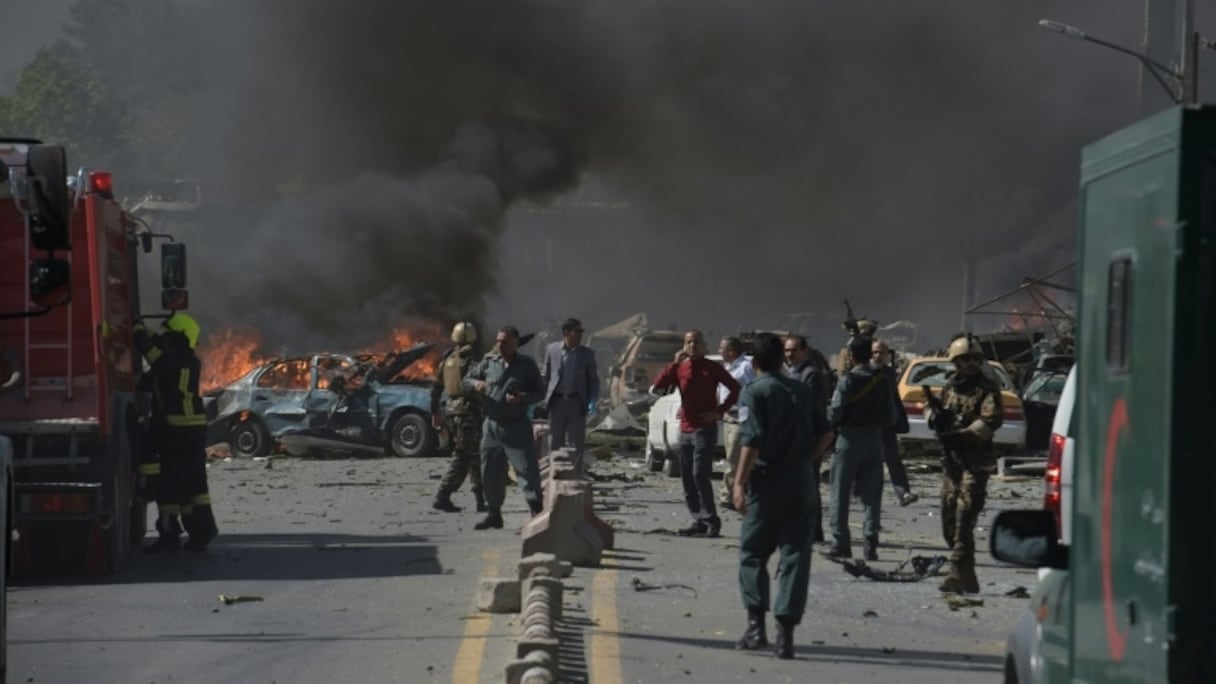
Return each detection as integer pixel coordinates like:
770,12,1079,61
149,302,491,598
12,0,1213,353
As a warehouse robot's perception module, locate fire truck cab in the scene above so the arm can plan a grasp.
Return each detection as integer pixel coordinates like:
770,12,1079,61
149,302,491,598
0,138,188,577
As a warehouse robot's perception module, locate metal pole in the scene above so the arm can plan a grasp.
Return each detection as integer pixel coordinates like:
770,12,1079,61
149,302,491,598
1141,0,1180,114
1180,0,1198,103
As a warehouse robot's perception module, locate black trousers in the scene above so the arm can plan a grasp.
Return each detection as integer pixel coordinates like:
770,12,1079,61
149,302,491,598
153,424,218,541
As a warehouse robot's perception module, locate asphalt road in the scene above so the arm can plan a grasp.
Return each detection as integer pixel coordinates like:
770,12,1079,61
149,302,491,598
6,444,1044,683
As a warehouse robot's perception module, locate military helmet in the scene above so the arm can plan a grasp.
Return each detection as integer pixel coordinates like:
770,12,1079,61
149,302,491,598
947,335,982,363
164,313,201,349
451,321,478,345
857,318,877,337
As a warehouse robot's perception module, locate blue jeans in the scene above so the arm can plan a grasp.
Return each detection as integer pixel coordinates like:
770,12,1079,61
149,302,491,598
678,425,719,524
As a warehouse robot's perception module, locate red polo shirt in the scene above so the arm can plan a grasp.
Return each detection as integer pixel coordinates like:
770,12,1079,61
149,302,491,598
653,357,741,433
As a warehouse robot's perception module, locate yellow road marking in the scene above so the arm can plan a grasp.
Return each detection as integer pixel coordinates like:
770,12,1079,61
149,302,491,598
590,562,623,684
451,547,501,684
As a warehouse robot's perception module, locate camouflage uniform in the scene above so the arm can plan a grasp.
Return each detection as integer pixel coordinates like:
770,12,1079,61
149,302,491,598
431,345,484,510
934,371,1002,593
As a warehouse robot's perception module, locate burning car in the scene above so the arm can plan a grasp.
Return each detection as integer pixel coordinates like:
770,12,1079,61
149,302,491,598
204,344,439,458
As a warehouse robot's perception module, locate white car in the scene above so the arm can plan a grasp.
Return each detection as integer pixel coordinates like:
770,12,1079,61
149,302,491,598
1003,363,1075,683
897,358,1028,454
644,354,730,477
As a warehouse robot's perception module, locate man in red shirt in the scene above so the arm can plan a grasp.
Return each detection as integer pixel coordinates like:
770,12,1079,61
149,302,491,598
652,329,742,537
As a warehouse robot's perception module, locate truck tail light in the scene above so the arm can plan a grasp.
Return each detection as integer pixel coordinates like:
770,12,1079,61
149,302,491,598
88,170,114,199
22,491,95,515
903,401,923,416
1045,432,1065,538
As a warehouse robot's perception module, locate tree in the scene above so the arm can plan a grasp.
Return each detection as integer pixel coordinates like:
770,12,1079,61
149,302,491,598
0,48,131,170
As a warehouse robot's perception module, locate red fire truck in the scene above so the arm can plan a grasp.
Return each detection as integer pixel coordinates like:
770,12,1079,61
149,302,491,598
0,137,189,576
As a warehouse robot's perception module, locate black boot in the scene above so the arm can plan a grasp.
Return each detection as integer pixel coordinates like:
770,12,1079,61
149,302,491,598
863,537,879,562
527,499,543,517
474,508,504,530
143,536,179,554
432,490,461,513
735,609,769,650
773,617,795,659
473,488,488,513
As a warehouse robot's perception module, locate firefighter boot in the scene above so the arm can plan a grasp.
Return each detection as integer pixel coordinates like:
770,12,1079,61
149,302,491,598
144,536,179,554
432,490,461,513
735,609,768,650
472,487,487,513
474,508,504,530
182,506,218,552
773,617,796,659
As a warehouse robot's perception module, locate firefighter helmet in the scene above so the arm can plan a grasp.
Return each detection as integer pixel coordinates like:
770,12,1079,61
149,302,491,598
947,335,982,363
451,322,478,345
164,313,200,349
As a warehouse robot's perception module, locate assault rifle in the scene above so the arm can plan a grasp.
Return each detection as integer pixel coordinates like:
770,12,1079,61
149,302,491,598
920,383,966,480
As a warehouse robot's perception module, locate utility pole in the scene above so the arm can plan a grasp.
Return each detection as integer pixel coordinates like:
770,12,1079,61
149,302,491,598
960,243,975,332
1179,0,1198,104
1140,0,1180,113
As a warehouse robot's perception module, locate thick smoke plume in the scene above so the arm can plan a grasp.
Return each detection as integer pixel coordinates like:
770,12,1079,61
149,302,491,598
107,0,1178,349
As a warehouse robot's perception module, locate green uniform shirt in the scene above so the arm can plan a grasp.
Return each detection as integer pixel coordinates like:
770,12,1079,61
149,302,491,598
738,373,818,471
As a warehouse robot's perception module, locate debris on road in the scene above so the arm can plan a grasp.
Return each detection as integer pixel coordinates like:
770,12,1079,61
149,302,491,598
630,575,698,598
826,555,948,582
218,594,265,606
944,595,985,611
1005,586,1031,598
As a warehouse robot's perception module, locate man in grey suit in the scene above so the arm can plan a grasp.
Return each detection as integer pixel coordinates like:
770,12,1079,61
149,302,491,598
540,318,599,475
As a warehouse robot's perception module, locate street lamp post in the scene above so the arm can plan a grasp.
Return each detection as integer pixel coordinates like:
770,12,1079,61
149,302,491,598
1039,19,1186,103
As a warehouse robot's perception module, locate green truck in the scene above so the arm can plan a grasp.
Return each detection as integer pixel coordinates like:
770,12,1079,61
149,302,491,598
991,105,1216,681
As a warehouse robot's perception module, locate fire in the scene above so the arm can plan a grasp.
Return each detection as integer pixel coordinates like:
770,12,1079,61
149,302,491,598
196,320,446,394
198,327,270,394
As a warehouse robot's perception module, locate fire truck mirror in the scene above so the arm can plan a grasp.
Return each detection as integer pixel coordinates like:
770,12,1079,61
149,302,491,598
29,258,71,307
161,242,187,289
27,145,71,252
161,288,189,311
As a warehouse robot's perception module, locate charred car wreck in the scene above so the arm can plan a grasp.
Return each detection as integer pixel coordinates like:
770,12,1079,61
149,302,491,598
204,344,439,458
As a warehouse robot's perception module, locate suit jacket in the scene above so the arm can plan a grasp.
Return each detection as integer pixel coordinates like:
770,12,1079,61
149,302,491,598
540,342,599,410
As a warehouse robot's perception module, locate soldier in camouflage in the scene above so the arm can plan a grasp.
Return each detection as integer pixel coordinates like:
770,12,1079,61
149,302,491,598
431,322,486,513
924,335,1003,594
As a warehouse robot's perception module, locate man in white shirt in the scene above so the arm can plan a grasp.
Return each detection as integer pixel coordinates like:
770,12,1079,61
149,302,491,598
718,336,756,508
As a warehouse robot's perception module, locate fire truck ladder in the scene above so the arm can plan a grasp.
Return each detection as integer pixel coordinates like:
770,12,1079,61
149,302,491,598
21,216,74,402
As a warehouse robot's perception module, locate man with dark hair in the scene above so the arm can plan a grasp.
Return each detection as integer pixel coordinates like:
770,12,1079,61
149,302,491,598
540,317,599,475
463,326,546,530
731,333,821,659
717,335,755,508
652,329,741,538
783,335,835,542
823,336,896,561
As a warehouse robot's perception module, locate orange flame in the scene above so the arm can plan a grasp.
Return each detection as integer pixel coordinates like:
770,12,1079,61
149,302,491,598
198,327,270,394
197,321,445,394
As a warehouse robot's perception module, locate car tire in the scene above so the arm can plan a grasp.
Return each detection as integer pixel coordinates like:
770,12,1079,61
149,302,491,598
389,412,436,458
230,420,271,459
662,450,682,478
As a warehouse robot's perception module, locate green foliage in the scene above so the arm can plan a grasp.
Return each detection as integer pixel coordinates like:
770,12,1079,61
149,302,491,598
0,48,131,170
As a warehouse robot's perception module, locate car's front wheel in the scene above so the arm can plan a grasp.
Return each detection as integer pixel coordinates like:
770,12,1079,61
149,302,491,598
388,412,436,458
230,420,271,459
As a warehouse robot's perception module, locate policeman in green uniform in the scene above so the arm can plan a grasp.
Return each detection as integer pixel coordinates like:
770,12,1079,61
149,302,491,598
731,333,824,660
822,336,896,562
462,326,545,530
924,335,1003,593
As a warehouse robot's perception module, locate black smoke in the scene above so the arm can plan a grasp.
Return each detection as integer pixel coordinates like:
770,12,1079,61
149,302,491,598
52,0,1204,351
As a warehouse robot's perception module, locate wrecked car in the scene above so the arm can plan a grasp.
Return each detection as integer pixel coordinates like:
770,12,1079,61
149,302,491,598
204,344,439,458
607,330,685,416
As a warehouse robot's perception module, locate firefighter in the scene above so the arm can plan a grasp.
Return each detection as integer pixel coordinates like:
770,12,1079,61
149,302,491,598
430,321,486,513
135,313,218,553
